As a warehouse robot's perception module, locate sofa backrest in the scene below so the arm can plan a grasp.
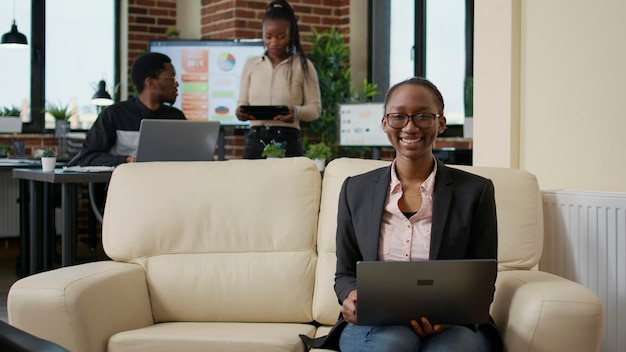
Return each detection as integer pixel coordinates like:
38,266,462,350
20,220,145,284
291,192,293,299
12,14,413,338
312,158,544,325
102,157,321,323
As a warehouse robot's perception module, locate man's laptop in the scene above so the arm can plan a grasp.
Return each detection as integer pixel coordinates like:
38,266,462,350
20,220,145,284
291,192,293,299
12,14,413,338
135,119,221,162
356,259,497,326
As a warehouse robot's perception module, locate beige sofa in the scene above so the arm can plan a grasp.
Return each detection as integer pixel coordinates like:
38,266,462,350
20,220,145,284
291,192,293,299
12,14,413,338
8,157,604,352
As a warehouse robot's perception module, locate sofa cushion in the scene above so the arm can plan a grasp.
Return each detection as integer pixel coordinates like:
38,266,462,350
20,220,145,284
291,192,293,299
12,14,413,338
453,165,543,270
108,322,316,352
103,158,321,323
313,158,390,325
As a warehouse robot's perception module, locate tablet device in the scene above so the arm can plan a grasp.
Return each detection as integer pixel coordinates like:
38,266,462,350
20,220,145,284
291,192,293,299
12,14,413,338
356,259,497,326
135,119,221,162
240,105,289,120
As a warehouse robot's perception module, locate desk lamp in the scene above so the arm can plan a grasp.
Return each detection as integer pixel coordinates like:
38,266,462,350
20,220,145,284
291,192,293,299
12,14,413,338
91,80,114,111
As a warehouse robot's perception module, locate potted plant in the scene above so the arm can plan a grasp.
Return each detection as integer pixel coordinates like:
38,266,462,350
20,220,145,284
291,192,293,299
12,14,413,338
306,27,378,159
41,148,57,172
0,143,10,157
0,105,23,133
305,142,332,171
165,26,180,39
44,101,74,137
261,140,286,158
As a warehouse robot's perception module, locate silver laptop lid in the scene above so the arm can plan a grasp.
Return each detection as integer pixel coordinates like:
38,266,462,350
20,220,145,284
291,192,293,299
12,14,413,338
356,259,497,326
135,119,221,162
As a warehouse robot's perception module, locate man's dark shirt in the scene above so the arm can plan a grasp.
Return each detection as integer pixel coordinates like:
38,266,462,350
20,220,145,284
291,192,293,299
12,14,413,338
73,98,186,166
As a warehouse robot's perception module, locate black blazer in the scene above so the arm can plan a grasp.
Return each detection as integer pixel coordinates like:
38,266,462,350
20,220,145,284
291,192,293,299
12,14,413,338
301,159,501,350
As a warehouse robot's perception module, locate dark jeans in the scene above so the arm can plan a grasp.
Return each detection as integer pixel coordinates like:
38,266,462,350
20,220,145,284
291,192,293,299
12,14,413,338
243,126,304,159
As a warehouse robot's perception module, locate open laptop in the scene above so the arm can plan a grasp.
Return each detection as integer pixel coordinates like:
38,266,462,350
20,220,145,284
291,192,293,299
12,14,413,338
356,259,497,326
135,120,221,162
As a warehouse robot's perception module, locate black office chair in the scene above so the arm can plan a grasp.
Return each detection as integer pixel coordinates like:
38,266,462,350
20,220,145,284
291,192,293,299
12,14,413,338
0,321,69,352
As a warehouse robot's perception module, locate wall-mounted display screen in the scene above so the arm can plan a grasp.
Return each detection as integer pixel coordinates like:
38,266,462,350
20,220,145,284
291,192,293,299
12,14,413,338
339,103,391,146
149,39,265,126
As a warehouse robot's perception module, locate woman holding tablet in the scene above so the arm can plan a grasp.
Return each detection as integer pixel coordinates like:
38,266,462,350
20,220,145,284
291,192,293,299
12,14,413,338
236,0,321,159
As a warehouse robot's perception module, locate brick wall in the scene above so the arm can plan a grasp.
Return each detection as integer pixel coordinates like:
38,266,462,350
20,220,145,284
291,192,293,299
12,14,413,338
126,0,351,159
199,0,350,47
127,0,178,69
0,134,58,158
127,0,350,85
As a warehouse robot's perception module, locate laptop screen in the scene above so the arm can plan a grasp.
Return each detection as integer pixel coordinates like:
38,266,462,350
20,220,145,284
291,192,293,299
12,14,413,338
135,119,221,162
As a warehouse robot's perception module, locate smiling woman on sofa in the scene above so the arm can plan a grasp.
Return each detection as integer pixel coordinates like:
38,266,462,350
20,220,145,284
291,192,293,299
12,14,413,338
303,77,502,352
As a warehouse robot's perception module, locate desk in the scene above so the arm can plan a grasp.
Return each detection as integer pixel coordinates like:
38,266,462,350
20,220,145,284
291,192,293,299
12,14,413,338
1,159,61,275
12,168,112,275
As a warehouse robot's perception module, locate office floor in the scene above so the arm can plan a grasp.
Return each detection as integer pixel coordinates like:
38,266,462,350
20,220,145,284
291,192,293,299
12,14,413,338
0,237,108,323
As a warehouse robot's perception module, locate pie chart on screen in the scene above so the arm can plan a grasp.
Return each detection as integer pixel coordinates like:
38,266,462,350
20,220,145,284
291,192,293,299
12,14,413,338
215,106,229,114
217,52,236,71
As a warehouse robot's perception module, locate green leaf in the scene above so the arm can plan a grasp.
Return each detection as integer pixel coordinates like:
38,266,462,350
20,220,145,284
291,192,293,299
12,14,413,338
306,26,380,159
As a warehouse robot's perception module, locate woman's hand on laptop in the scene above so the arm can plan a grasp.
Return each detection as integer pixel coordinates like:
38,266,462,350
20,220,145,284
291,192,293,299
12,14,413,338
411,317,451,337
341,289,358,324
125,155,135,163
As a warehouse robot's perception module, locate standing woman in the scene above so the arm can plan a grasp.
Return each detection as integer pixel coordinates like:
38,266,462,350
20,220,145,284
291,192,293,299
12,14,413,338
236,0,321,159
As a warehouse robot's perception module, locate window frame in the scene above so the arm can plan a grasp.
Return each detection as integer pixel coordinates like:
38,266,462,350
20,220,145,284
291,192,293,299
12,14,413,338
367,0,473,133
21,0,120,133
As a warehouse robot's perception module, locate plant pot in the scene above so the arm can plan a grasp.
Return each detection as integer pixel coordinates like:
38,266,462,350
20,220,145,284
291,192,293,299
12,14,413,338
55,120,70,137
313,158,326,172
463,117,473,138
41,157,56,172
0,117,22,133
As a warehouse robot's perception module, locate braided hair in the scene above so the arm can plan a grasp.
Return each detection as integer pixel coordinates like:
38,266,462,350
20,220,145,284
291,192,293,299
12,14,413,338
263,0,310,81
384,77,445,115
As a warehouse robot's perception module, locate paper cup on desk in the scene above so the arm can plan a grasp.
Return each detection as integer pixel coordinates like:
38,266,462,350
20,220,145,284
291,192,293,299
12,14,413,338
41,157,56,172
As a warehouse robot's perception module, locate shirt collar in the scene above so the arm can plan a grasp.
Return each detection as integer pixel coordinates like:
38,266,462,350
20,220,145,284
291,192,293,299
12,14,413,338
389,157,438,196
132,97,164,117
255,53,298,66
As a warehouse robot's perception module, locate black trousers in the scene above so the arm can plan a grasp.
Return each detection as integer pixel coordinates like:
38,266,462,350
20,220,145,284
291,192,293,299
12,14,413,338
243,126,304,159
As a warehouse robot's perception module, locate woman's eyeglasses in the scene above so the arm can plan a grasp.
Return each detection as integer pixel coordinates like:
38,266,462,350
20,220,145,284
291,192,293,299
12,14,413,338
384,113,440,129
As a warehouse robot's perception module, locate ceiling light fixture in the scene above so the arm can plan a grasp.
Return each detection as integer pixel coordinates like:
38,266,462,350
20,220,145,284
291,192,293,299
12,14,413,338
1,0,28,47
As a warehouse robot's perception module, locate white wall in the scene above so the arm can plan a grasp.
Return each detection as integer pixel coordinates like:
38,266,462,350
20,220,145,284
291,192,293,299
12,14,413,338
475,0,626,192
349,0,368,90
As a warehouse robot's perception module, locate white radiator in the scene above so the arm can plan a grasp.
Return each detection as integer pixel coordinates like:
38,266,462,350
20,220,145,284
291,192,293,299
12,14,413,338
541,190,626,352
0,170,20,238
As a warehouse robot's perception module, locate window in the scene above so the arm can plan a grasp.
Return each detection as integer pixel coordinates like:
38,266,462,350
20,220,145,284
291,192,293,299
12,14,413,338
424,0,466,125
371,0,471,126
0,1,31,121
45,0,115,130
0,0,117,132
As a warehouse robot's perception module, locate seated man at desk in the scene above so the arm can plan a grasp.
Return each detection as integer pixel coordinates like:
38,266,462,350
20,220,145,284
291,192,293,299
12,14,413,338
71,52,186,166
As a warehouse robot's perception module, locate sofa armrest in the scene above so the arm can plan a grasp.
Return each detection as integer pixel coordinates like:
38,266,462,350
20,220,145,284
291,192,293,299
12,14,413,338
492,270,604,352
8,261,153,352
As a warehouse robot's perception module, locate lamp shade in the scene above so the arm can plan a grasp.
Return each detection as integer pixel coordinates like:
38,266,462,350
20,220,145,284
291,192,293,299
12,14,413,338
0,20,28,47
91,80,114,106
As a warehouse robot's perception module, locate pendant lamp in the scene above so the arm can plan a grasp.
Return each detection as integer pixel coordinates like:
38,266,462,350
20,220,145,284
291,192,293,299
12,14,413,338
1,0,28,47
